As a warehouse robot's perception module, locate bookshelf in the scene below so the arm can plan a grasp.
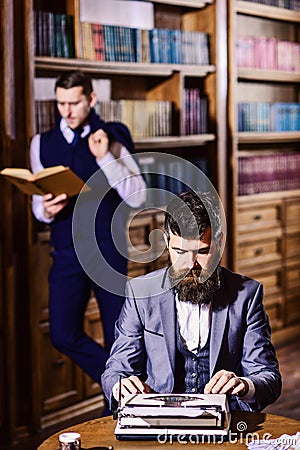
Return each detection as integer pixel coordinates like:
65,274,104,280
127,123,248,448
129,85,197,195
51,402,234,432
0,0,228,445
228,1,300,336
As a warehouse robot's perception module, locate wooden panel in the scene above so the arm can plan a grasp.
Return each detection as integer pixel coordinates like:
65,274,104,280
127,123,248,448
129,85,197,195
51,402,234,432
38,321,82,414
83,297,103,398
33,230,52,321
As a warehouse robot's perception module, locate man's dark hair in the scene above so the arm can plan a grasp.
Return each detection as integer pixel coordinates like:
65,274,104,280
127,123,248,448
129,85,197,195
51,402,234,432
164,190,221,242
55,70,93,98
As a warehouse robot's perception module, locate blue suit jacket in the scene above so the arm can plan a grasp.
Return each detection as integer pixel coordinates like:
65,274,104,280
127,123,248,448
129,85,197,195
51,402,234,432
101,266,281,411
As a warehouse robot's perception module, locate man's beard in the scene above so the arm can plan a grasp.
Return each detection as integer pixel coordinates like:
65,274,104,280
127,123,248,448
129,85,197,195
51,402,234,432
169,266,220,305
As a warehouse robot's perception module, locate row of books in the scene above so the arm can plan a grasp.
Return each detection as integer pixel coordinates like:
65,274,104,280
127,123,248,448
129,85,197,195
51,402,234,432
35,100,56,134
34,10,75,58
236,37,300,72
81,22,210,65
238,152,300,195
241,0,300,10
238,102,300,132
95,100,172,139
35,92,208,138
183,89,208,135
136,155,210,207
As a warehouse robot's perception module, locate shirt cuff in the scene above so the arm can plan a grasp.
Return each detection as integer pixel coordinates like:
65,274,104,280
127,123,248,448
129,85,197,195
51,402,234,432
239,377,256,401
112,381,120,401
96,151,115,167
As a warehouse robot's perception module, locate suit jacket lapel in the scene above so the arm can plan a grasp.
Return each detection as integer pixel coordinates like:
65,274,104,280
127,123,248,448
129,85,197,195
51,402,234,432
159,290,176,373
210,281,230,376
159,269,176,374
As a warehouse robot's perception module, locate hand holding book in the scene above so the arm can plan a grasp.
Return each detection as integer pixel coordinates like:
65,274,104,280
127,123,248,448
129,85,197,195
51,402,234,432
0,165,86,197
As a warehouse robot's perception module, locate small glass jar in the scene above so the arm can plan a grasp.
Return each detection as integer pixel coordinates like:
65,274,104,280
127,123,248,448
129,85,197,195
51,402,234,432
59,432,81,450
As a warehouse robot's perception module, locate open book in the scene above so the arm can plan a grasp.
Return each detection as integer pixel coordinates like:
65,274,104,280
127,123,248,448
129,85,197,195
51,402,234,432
0,165,86,196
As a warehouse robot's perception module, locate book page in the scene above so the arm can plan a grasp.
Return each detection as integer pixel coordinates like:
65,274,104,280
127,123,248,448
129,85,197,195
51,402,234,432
0,168,33,180
33,165,67,180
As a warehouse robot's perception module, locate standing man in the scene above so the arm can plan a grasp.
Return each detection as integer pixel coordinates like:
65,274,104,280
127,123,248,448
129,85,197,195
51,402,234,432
102,190,281,412
30,70,146,384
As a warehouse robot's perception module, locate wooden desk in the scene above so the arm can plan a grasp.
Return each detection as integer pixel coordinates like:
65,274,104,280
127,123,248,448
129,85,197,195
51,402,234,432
38,412,300,449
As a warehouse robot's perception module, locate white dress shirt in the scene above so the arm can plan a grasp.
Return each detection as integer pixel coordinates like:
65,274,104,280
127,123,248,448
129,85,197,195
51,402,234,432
30,119,146,223
175,296,211,352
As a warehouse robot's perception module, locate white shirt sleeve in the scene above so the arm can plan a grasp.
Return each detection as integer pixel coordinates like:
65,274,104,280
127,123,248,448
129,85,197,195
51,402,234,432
29,134,53,223
30,129,147,220
96,147,146,208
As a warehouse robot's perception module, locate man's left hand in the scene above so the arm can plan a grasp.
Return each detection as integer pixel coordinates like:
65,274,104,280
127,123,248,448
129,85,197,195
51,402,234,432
88,128,109,160
204,370,249,397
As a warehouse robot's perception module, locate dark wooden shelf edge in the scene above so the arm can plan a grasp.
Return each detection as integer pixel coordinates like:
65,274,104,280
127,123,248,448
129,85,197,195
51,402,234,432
35,57,215,77
135,134,216,149
238,68,300,83
237,189,300,203
237,131,300,144
235,1,300,23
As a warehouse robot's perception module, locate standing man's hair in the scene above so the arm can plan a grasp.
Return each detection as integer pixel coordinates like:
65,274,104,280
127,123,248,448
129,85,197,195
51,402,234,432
164,190,221,242
55,70,93,98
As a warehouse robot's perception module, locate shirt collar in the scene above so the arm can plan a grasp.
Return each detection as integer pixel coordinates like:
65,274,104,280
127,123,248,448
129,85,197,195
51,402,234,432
60,118,91,144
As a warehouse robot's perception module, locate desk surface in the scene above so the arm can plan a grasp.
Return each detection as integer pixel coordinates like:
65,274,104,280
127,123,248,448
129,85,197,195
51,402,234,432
38,412,300,450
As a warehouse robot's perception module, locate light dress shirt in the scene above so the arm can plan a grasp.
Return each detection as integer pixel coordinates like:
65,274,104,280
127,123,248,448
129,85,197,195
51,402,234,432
30,119,146,223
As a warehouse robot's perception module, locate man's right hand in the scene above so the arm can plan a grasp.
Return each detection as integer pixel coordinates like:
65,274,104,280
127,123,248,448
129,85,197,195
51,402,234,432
114,375,152,401
43,193,68,219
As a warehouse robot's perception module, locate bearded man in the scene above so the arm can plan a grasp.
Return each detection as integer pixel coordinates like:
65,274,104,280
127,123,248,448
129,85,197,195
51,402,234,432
101,190,281,412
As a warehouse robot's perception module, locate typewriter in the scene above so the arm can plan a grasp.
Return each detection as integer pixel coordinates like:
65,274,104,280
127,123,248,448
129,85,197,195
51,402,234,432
115,393,231,441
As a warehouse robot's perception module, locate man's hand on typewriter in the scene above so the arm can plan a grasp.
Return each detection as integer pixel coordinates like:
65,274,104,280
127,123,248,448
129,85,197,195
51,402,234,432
204,370,249,397
115,375,152,400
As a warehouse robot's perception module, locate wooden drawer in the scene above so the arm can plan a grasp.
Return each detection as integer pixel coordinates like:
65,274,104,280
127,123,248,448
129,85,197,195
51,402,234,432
236,234,283,270
285,233,300,260
285,198,300,227
286,261,300,292
237,201,282,234
242,265,284,300
127,215,152,256
38,321,82,414
286,293,300,326
264,296,284,331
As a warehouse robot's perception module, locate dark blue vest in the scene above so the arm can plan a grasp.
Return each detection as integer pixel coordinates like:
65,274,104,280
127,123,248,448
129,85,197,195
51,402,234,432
174,317,210,394
40,112,131,253
174,313,242,411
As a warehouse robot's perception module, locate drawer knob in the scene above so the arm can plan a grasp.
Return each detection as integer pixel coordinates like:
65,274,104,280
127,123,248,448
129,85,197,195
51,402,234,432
255,248,263,256
254,215,262,221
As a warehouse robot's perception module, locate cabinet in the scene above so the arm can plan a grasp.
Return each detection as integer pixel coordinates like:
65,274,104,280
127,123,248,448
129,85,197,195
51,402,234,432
228,1,300,335
0,0,227,447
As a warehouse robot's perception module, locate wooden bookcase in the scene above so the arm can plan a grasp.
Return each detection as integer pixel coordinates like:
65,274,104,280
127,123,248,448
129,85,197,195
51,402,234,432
0,0,228,447
1,0,300,447
228,1,300,336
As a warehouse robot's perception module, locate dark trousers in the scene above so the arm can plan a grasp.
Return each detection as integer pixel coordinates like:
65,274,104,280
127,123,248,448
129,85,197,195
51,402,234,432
48,245,127,383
